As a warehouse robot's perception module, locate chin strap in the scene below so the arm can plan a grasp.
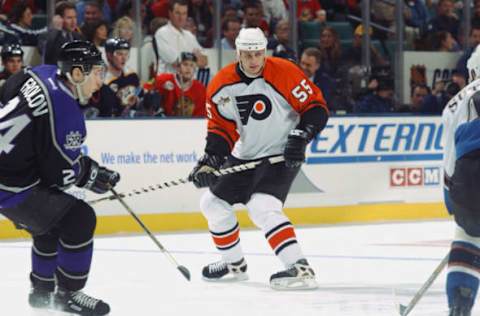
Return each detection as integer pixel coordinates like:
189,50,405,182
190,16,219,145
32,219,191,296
66,72,89,105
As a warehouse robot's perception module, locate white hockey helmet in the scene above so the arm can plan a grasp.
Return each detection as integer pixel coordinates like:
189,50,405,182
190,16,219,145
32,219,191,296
467,44,480,81
235,27,268,54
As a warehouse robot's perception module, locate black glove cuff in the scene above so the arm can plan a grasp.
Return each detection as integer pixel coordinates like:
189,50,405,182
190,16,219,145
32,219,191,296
76,156,97,187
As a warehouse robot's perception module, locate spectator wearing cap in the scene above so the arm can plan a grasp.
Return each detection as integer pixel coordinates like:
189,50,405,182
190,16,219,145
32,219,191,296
149,52,206,117
0,43,23,93
154,0,208,74
40,1,84,65
342,24,388,67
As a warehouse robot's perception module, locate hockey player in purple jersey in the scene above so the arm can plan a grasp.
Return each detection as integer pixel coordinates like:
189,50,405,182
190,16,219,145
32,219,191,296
0,40,119,315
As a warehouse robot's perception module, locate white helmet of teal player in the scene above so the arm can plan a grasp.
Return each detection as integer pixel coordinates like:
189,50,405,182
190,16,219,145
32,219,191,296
467,44,480,82
235,27,268,55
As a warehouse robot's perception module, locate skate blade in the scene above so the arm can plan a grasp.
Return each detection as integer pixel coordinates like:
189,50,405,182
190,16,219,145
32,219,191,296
202,272,249,283
270,276,318,291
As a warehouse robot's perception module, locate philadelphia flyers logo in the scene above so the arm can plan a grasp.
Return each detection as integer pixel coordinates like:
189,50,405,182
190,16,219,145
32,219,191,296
235,94,272,125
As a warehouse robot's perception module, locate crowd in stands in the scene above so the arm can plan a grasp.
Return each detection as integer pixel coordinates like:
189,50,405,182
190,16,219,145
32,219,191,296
0,0,478,116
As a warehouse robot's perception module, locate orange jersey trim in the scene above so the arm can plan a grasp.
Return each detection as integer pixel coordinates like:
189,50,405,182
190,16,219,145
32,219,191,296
206,63,241,150
262,57,328,115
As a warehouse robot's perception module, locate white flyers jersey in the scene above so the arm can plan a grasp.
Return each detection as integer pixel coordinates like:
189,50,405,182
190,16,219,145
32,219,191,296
205,57,327,160
442,79,480,178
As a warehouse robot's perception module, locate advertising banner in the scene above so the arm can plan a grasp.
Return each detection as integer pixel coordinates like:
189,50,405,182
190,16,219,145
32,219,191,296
0,116,448,238
77,116,444,215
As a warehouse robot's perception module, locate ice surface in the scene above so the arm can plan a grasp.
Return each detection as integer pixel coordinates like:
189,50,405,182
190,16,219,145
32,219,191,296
0,220,457,316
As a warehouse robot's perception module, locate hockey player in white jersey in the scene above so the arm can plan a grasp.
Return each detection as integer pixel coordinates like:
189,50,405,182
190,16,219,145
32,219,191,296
442,46,480,316
188,28,329,290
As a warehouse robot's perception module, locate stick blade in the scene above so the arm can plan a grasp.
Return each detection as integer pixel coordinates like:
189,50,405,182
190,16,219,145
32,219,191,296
399,304,407,316
178,265,191,281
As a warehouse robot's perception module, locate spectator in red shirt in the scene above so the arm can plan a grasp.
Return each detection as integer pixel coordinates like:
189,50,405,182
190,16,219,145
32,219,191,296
285,0,324,22
151,0,169,18
153,52,206,117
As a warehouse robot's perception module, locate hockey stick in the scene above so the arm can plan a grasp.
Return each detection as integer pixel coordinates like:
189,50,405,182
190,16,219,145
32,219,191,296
110,188,191,281
88,155,285,205
399,253,449,316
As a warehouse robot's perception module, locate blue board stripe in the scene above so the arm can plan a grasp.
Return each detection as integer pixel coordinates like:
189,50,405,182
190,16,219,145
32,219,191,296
306,154,443,164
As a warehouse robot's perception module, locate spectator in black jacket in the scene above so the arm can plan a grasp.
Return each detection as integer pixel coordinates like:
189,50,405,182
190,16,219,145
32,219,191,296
354,78,395,113
40,1,83,65
267,19,296,61
299,47,335,110
427,0,460,41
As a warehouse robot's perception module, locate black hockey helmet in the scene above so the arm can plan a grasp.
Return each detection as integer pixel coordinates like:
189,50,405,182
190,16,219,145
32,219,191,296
105,37,130,54
1,43,23,60
58,40,104,75
179,52,197,63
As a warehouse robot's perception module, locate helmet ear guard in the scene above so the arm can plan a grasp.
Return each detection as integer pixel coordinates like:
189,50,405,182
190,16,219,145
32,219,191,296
57,41,105,105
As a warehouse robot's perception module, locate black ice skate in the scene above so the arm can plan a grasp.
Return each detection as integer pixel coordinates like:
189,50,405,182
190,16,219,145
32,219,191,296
449,286,474,316
54,288,110,316
28,287,53,309
270,258,318,290
202,258,248,282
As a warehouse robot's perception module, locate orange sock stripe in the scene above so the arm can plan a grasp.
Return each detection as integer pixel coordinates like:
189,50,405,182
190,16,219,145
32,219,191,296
212,228,240,247
268,227,296,250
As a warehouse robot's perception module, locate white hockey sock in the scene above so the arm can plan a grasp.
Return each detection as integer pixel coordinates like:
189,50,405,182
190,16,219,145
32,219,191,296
201,190,245,263
247,193,305,267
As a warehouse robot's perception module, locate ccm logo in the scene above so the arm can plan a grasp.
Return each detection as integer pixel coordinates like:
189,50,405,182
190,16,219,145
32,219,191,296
390,167,440,187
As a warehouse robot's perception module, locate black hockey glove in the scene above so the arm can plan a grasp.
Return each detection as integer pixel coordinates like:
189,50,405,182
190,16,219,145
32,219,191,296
284,124,318,168
77,156,121,194
188,154,225,188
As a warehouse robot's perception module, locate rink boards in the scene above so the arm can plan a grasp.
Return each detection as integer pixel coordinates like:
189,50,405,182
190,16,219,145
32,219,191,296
0,116,449,239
